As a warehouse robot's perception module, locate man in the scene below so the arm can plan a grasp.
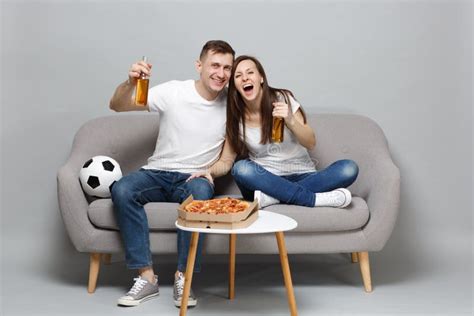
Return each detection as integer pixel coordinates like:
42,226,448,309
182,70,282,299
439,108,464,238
109,40,235,307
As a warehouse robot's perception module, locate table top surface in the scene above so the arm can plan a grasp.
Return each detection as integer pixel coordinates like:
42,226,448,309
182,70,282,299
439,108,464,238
175,210,298,234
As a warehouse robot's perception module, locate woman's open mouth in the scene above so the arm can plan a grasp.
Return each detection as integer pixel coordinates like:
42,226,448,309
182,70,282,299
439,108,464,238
242,84,254,96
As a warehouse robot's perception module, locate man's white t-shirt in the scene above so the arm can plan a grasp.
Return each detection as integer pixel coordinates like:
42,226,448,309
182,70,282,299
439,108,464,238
242,93,316,176
143,80,227,174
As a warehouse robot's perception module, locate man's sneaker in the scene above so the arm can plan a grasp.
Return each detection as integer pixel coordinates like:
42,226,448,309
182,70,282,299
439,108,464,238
117,275,159,307
254,190,280,208
173,271,197,307
315,188,352,208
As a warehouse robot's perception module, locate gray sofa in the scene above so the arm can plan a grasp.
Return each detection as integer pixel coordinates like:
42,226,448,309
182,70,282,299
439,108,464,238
57,113,400,294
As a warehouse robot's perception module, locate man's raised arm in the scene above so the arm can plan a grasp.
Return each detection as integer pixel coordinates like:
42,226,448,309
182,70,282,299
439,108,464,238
109,60,152,112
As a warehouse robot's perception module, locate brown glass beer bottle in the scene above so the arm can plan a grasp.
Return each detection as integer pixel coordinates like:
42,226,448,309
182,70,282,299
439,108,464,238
135,56,149,106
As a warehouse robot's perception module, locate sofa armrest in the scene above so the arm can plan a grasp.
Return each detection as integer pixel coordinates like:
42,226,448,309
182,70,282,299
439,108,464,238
57,161,98,252
360,153,401,251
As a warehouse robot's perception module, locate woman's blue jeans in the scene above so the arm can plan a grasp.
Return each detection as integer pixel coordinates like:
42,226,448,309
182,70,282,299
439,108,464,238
232,159,359,207
111,169,214,272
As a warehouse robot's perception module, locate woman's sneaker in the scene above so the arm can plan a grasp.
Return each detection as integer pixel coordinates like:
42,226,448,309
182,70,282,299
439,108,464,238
315,188,352,208
254,190,280,208
117,275,159,306
173,271,197,307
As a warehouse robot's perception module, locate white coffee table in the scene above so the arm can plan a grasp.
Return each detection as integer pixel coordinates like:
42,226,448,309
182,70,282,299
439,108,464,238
175,210,298,316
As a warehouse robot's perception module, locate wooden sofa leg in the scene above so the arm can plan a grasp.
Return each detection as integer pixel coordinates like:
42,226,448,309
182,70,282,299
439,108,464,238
88,253,101,294
351,252,359,263
102,254,112,265
358,252,372,292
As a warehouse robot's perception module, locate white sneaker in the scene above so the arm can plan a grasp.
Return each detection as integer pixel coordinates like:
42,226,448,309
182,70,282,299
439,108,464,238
254,190,280,208
315,188,352,208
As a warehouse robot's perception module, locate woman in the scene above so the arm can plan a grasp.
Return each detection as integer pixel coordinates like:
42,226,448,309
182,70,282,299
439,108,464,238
189,55,359,208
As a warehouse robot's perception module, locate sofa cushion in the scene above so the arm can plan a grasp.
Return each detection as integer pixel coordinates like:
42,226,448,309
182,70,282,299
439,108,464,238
88,196,369,233
88,199,179,231
263,197,369,232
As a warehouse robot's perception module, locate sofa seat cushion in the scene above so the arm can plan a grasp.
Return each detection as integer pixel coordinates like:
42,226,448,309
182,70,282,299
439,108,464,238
88,196,369,233
264,197,369,232
88,199,180,231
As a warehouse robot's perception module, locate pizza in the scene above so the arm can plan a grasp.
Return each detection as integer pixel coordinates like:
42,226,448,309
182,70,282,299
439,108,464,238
184,197,249,214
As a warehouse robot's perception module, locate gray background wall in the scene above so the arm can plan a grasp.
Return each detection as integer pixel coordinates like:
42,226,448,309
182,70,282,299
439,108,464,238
1,0,472,315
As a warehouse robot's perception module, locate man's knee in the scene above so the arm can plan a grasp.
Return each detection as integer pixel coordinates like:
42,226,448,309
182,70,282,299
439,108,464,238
186,178,214,200
110,176,133,203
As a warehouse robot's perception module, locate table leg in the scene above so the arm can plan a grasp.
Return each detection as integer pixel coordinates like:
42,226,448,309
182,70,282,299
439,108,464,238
275,231,298,316
179,232,199,316
228,234,236,299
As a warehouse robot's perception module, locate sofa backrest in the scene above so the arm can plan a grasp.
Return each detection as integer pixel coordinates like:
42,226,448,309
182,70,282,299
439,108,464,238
69,113,391,199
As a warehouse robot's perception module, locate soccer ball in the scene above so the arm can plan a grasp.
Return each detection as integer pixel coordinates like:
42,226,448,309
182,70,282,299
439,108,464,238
79,155,123,198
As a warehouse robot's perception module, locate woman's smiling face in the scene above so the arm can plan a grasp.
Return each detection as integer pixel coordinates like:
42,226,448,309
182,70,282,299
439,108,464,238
233,59,264,103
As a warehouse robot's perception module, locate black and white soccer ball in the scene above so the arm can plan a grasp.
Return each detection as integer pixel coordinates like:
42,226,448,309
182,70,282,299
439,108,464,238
79,155,123,198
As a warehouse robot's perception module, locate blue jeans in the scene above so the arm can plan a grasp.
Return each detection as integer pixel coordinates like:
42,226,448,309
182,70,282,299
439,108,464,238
110,169,214,272
232,159,359,207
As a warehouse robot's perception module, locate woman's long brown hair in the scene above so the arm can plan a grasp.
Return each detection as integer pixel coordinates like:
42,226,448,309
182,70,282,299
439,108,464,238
226,55,306,156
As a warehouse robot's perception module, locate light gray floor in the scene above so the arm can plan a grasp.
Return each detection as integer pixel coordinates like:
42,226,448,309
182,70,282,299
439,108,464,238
2,246,472,316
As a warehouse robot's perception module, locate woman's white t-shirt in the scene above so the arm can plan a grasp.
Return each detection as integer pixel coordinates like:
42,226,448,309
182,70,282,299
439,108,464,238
242,94,316,176
143,80,227,174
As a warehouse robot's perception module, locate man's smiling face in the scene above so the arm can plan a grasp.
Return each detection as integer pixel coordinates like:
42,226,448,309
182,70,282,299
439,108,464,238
196,51,234,95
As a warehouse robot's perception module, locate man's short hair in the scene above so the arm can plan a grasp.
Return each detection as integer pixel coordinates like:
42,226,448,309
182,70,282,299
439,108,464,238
199,40,235,60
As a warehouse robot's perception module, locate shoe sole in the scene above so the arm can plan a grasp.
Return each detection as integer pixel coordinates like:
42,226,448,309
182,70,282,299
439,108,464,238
174,298,197,307
117,292,160,307
336,188,352,208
